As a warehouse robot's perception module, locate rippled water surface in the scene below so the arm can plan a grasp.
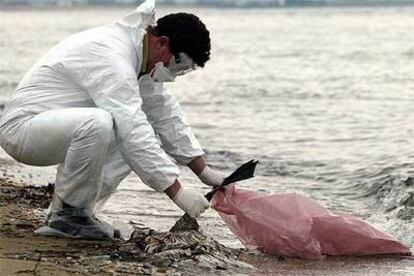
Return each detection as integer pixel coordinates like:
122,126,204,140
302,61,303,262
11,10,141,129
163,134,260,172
1,5,413,249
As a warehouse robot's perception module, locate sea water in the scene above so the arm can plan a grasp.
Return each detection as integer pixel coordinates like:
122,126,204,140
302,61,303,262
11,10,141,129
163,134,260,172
0,5,413,250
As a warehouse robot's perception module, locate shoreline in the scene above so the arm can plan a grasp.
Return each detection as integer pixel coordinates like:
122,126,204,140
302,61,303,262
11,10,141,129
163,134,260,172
1,161,414,275
0,181,256,275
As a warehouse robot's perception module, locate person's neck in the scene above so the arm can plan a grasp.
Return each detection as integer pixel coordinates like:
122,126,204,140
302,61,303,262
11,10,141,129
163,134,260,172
140,32,150,74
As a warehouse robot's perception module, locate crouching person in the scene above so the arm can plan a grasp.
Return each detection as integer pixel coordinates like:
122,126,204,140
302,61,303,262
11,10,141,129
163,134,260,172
0,0,226,240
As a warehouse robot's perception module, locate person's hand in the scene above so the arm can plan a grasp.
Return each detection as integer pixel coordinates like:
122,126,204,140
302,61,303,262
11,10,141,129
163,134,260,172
198,166,227,187
172,186,209,218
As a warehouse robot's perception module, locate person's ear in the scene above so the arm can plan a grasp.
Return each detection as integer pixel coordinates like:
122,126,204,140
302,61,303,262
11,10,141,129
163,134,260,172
157,36,170,50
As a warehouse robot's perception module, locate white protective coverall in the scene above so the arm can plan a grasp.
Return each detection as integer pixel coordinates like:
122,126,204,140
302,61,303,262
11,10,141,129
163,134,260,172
0,0,204,216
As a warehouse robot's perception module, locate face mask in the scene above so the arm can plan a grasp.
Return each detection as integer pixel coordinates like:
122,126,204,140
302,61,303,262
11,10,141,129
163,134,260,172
150,53,197,82
150,62,176,82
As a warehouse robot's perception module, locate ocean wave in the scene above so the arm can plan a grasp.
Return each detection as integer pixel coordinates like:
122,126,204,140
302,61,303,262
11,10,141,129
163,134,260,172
367,175,414,220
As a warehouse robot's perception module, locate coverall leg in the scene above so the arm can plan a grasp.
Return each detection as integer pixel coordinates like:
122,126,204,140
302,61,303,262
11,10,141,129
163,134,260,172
2,107,130,216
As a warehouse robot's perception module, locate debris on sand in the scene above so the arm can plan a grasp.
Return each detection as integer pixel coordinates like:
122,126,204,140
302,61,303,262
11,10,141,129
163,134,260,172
0,180,255,275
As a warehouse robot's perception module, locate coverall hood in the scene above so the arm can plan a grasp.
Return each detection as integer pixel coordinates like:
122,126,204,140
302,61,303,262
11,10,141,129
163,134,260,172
115,0,156,47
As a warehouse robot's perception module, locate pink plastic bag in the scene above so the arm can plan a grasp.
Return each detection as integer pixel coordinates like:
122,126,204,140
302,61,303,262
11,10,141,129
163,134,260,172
212,184,411,259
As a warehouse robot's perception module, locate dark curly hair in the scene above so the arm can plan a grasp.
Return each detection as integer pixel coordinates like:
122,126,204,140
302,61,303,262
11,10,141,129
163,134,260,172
154,13,211,67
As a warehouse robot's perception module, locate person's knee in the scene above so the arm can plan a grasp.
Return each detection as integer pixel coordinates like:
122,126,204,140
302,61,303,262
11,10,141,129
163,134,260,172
79,109,114,145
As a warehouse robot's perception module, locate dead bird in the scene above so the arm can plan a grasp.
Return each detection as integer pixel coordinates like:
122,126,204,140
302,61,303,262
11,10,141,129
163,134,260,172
171,160,259,233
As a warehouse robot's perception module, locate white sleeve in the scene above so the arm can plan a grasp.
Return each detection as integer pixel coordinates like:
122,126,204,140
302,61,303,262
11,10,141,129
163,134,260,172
64,41,179,192
138,76,204,165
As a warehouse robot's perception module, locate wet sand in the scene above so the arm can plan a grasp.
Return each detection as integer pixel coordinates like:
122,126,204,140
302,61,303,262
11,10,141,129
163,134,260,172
1,155,414,275
0,180,256,275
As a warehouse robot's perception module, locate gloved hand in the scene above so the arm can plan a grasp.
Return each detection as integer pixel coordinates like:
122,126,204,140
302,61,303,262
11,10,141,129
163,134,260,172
198,166,227,187
172,186,210,218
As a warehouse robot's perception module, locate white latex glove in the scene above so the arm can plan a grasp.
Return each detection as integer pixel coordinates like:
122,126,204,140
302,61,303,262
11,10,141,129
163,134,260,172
173,186,210,218
198,166,227,187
